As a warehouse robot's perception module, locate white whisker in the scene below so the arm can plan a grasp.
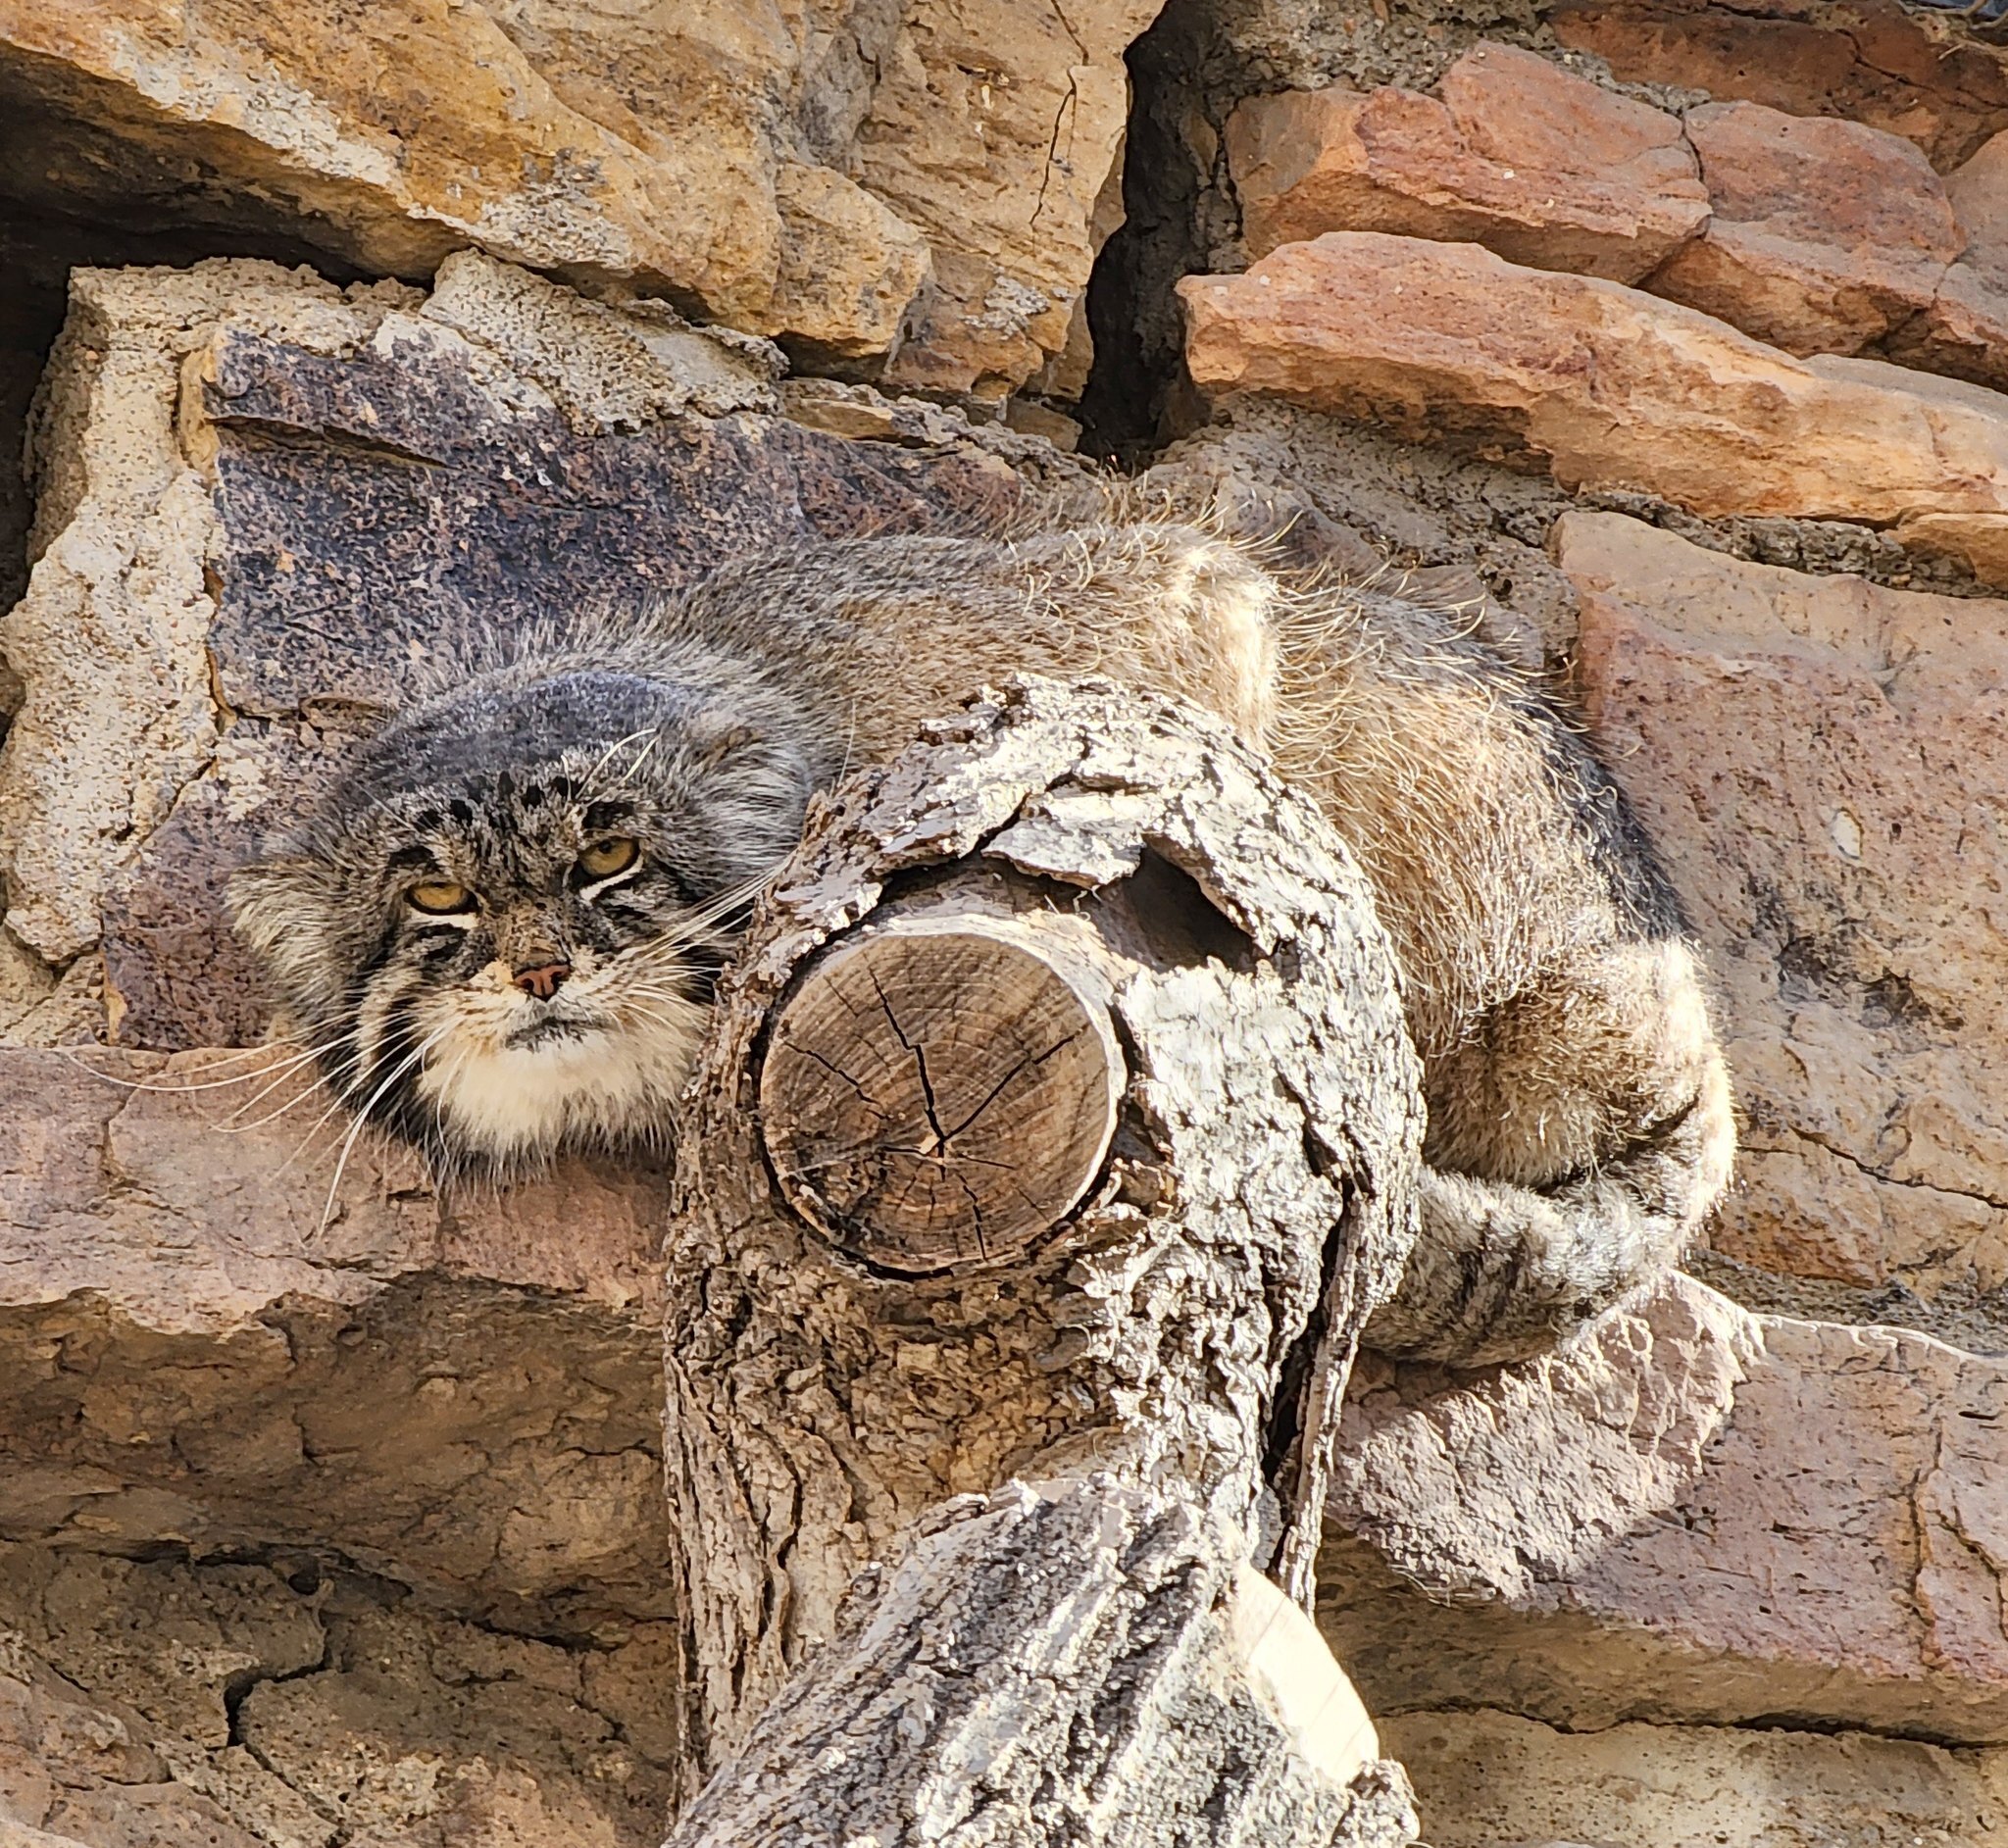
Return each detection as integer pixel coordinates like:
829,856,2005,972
585,724,660,786
212,1043,375,1134
61,1040,336,1096
205,1028,371,1132
279,1052,401,1176
315,1020,456,1238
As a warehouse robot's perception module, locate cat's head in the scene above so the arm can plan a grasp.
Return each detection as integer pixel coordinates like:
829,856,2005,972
229,662,819,1178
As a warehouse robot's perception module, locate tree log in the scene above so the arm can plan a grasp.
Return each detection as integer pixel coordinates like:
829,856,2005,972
760,915,1127,1271
661,678,1426,1845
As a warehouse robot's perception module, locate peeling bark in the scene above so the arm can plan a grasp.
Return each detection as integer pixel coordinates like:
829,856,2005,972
661,678,1425,1843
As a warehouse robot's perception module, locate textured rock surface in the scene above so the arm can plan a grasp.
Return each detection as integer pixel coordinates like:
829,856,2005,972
1562,511,2008,1309
1551,0,2008,170
0,253,1040,1052
1383,1708,2008,1848
0,0,1147,393
0,0,821,326
1,1047,669,1608
1889,126,2008,392
1228,44,1707,278
0,1043,680,1843
1180,232,2008,578
0,1549,683,1848
1652,100,1964,355
860,0,1162,397
1323,1274,2008,1744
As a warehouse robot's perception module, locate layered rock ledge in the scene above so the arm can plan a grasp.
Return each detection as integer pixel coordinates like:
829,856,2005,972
1180,230,2008,587
0,0,1152,397
1,1045,679,1844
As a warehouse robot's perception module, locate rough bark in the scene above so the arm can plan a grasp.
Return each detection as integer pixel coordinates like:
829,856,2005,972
660,677,1426,1845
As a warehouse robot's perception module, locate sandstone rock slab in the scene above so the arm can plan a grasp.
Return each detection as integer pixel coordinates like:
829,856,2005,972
1179,232,2008,576
1551,0,2008,171
1383,1707,2008,1848
0,0,1142,393
1228,43,1707,280
0,0,800,329
1322,1275,2008,1744
858,0,1160,399
0,1046,673,1619
1560,510,2008,1301
1651,100,1963,355
1887,126,2008,393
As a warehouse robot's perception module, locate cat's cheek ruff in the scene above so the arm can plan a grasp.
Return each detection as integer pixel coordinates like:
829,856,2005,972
351,968,425,1091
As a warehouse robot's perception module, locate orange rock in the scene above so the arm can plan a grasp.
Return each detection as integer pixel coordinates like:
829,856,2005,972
1898,509,2008,584
0,0,794,325
1946,126,2008,277
1551,0,2008,171
1178,232,2008,551
1228,42,1706,281
1651,101,1962,356
1886,128,2008,391
0,0,1146,389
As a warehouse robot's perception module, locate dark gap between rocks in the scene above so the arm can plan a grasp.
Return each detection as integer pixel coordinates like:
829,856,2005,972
1079,0,1221,463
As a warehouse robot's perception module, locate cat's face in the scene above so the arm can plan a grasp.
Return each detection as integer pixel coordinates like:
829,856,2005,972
229,667,818,1178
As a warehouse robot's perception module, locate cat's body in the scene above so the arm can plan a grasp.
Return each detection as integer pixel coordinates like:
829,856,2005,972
231,522,1733,1364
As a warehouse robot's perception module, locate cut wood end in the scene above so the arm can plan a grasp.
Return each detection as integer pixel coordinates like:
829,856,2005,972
758,921,1124,1273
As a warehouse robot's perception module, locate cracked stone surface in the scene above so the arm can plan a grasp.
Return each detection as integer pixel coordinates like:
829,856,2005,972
1550,0,2008,171
1889,126,2008,396
1652,99,1965,357
0,1546,682,1848
0,0,1152,397
0,1041,679,1844
1227,43,1710,279
1,1046,669,1612
1214,35,2008,409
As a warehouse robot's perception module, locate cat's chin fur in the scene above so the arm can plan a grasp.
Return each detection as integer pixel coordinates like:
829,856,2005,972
413,959,706,1174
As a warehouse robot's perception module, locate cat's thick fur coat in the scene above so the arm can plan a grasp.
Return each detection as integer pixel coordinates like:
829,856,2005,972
233,521,1733,1365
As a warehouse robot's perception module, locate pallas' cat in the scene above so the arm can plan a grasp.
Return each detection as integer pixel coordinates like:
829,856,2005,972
231,523,1732,1364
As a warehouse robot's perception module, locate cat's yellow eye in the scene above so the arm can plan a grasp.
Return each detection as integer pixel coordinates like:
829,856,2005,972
408,878,474,914
578,836,640,880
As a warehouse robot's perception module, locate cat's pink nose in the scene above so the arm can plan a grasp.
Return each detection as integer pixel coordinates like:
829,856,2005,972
513,959,572,1000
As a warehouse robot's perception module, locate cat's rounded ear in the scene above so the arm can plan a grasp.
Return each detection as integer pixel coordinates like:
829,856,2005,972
682,709,816,811
687,717,767,774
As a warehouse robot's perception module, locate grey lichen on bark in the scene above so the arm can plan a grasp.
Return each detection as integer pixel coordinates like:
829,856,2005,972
661,677,1426,1845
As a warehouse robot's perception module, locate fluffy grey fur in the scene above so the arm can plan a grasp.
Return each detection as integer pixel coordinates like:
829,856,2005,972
231,521,1734,1364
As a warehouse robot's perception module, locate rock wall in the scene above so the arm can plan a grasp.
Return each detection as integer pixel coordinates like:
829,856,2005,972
6,0,2008,1844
